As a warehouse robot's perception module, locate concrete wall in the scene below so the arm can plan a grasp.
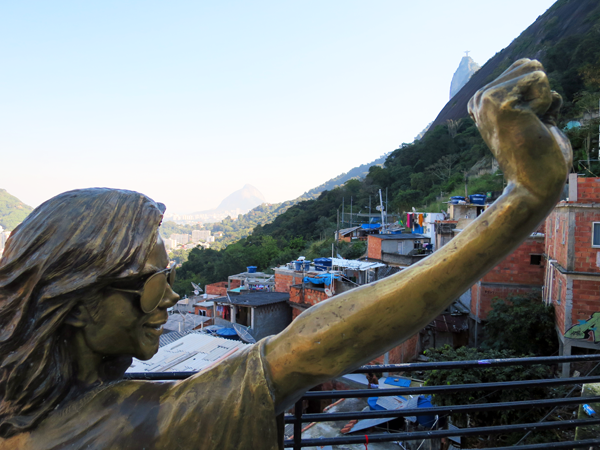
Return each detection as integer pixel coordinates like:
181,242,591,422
382,252,429,267
253,302,292,340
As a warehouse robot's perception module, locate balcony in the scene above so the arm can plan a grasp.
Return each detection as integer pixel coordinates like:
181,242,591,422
126,354,600,449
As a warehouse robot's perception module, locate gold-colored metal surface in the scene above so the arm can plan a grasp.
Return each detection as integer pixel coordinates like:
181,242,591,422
0,59,570,449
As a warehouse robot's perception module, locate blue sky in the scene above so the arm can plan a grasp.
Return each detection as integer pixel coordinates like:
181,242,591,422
1,0,557,213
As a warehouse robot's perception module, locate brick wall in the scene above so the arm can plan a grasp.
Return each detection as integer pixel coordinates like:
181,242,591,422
289,285,330,308
577,177,600,203
367,235,382,260
549,269,568,334
274,271,303,293
470,236,545,321
205,279,241,296
471,284,542,320
573,210,600,273
205,281,228,296
194,305,214,317
570,279,600,333
480,237,545,285
545,209,570,270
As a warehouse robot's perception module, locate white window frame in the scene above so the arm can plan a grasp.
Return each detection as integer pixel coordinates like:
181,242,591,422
593,222,600,248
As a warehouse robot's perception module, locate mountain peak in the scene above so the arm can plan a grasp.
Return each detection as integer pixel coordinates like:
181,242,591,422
449,55,480,100
215,185,266,213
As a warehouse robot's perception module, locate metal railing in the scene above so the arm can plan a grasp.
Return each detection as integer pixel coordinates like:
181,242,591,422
126,354,600,449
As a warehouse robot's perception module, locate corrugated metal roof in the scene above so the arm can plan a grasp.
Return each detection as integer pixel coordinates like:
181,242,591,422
193,301,214,307
432,314,468,332
214,292,290,307
370,233,429,240
127,333,248,373
159,330,193,347
330,258,386,270
163,313,211,333
338,226,361,235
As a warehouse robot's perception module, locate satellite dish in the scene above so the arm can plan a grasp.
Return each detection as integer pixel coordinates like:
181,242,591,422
191,282,203,293
233,323,257,344
325,288,333,297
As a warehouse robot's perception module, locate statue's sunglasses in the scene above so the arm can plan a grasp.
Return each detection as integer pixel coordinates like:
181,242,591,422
111,267,176,313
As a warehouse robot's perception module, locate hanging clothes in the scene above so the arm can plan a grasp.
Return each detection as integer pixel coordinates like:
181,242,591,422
418,214,424,227
407,213,412,228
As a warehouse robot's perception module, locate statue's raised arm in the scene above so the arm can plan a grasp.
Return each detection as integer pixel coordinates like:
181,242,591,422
263,59,572,414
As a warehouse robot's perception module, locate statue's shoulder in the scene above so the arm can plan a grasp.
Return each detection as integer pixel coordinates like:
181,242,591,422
3,381,174,450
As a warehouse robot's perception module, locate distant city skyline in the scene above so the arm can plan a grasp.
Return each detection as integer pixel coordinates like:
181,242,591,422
1,0,557,213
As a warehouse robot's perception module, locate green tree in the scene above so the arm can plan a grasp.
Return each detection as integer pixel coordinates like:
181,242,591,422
421,346,559,445
481,295,558,356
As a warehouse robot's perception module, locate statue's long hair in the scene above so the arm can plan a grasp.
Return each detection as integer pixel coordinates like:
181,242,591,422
0,188,163,438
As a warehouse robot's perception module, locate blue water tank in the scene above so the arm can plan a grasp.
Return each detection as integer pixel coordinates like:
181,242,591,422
313,258,332,271
450,196,465,204
303,261,311,270
469,194,486,205
293,261,303,271
246,266,257,273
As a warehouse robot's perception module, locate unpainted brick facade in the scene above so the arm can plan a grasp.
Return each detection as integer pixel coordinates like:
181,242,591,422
545,176,600,347
470,235,545,321
367,235,382,260
205,280,241,296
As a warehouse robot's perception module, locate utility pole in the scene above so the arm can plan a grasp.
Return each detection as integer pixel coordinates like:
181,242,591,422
369,196,371,221
342,198,345,227
350,196,353,227
335,209,340,258
378,189,385,234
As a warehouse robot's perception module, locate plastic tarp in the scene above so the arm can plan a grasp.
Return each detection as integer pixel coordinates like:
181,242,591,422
216,327,238,337
303,274,340,286
360,224,381,229
384,377,411,387
366,395,436,428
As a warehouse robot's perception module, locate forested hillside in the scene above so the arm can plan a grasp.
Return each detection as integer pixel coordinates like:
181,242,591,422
173,0,600,296
0,189,32,231
301,153,389,199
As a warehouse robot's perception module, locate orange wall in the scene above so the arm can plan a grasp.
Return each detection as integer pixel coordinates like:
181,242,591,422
367,235,382,260
471,237,545,321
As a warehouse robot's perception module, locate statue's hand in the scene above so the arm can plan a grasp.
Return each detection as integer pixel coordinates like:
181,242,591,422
468,59,571,198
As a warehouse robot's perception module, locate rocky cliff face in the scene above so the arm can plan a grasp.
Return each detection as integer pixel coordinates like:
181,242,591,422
449,55,480,100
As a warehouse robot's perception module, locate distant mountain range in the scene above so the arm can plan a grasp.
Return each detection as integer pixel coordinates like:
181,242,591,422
214,184,266,212
0,189,33,231
192,184,267,215
302,153,390,199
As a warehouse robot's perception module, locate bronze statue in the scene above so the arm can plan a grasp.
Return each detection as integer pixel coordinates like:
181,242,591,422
0,59,571,449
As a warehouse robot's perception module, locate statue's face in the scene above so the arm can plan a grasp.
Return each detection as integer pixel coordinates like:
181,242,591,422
81,235,180,361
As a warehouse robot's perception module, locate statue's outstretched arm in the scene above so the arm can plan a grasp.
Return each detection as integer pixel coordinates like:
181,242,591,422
263,60,572,414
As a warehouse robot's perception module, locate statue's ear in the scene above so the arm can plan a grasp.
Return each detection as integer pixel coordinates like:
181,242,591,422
64,304,93,328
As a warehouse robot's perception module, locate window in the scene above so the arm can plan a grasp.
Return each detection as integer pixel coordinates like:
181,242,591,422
593,222,600,247
530,254,542,265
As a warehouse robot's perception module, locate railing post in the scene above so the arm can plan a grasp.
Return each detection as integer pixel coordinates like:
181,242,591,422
294,399,303,450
